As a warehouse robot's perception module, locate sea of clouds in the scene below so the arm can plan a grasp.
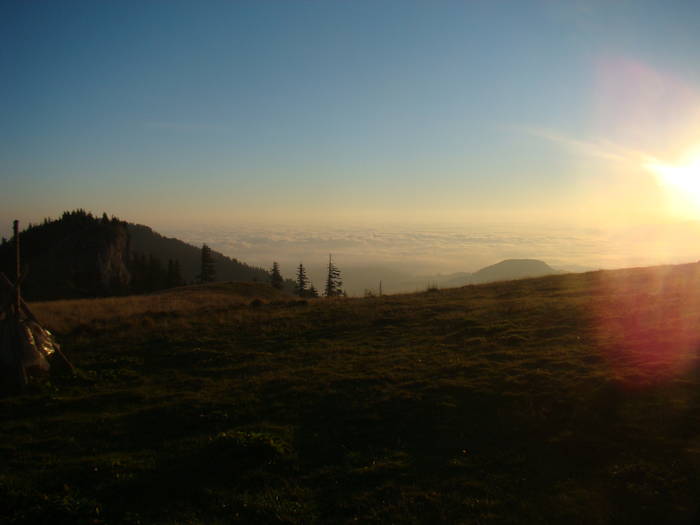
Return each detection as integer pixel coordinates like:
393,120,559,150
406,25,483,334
160,223,700,294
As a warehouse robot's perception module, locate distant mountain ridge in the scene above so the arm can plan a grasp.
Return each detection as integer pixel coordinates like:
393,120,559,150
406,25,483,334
471,259,560,283
0,210,288,300
412,259,561,289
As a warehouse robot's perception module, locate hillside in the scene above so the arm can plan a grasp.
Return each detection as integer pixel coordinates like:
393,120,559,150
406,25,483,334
126,223,275,285
33,281,294,333
3,263,700,523
0,211,131,300
0,211,291,300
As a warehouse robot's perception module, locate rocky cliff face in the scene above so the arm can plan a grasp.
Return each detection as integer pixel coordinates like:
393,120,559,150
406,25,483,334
96,227,131,293
64,220,131,296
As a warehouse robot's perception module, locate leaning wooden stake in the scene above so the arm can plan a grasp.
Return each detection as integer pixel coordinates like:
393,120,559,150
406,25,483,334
12,220,27,387
1,273,38,323
13,220,20,316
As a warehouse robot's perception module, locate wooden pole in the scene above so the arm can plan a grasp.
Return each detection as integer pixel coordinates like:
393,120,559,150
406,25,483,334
0,273,36,322
12,220,27,389
13,220,20,317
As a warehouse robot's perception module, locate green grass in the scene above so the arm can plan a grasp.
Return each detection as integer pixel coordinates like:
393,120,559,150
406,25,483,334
3,270,700,523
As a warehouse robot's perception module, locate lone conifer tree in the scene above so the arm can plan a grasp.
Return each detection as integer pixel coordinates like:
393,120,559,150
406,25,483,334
270,261,284,290
173,260,183,286
167,259,175,287
294,263,309,296
324,254,343,297
167,259,184,288
199,244,216,283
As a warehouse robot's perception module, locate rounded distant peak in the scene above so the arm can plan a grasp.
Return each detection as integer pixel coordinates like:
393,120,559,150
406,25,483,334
472,259,556,283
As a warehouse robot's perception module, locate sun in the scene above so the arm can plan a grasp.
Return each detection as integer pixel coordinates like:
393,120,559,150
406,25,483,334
644,150,700,217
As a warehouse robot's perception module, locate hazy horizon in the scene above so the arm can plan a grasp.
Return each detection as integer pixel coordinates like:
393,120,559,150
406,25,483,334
5,211,700,295
162,220,700,294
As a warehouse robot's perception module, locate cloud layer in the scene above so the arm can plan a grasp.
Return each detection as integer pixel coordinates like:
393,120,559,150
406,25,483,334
161,223,700,294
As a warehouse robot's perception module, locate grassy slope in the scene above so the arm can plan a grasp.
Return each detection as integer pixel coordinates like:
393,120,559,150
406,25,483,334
2,269,700,524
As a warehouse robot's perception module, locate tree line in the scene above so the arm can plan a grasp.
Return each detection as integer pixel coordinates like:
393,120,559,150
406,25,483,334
196,244,335,296
1,209,329,299
266,254,344,297
144,243,346,298
129,253,184,293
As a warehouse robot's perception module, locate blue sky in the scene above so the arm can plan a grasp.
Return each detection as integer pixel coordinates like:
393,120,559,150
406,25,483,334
3,0,700,235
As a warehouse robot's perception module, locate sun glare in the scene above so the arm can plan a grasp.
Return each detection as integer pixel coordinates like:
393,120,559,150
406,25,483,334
645,150,700,217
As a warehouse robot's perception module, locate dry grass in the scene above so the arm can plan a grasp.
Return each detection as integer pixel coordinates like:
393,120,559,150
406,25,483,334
30,281,293,334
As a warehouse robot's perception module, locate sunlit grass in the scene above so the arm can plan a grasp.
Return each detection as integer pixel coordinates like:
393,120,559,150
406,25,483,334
31,281,294,334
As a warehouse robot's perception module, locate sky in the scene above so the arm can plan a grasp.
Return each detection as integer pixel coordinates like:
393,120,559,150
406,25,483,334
3,1,700,275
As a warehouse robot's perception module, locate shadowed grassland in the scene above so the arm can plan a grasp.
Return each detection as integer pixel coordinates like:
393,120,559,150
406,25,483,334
3,270,700,523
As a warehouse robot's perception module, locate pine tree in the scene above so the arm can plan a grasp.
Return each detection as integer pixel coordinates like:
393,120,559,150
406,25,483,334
324,254,343,297
270,261,284,290
199,244,216,283
294,263,309,296
147,254,164,291
166,259,184,288
167,259,175,287
308,284,319,297
173,260,183,286
129,252,148,293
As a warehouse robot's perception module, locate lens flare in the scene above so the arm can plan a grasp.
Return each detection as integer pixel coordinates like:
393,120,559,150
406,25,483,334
592,264,700,388
645,151,700,216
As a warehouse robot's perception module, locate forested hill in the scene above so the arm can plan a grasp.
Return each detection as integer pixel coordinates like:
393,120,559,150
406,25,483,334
126,223,272,284
0,211,131,300
0,210,285,300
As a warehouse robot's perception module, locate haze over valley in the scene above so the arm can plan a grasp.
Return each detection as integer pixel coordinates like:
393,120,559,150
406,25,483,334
162,221,700,294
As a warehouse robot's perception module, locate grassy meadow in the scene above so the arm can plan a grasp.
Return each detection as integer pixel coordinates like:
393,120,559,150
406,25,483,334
3,268,700,524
